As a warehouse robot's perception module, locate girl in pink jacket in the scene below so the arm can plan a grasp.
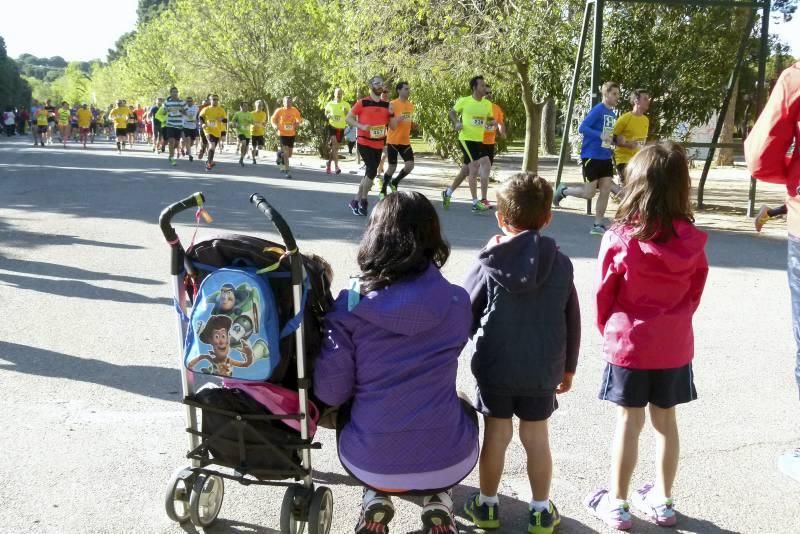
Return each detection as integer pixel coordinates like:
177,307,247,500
585,142,709,531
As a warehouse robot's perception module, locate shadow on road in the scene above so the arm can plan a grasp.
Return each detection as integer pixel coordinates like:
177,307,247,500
0,341,182,401
0,256,161,285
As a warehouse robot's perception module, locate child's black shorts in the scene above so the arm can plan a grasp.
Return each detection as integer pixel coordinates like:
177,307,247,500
474,386,557,422
598,362,697,409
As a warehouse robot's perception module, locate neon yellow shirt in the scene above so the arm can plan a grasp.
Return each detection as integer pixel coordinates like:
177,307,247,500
250,110,268,136
77,108,93,128
613,112,649,164
325,100,351,129
454,96,493,143
110,107,130,129
200,105,227,137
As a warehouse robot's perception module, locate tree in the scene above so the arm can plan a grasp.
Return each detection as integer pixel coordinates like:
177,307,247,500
0,36,32,109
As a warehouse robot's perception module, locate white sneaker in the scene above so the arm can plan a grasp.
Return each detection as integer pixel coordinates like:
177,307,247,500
778,448,800,482
421,490,458,534
355,489,394,534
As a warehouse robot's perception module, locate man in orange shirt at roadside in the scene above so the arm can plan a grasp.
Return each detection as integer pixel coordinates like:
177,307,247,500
271,96,302,178
380,81,415,200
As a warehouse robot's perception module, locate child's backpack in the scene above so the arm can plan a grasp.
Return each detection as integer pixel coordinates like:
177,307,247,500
184,267,282,381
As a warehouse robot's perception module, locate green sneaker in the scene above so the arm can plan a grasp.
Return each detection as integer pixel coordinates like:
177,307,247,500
379,192,386,201
472,200,490,212
529,501,561,534
441,190,451,210
463,492,500,529
389,181,398,193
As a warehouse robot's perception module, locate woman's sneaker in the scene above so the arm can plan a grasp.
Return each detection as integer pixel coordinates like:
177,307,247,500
585,488,633,530
421,490,458,534
463,492,499,529
356,489,395,534
529,501,560,534
631,483,677,526
590,223,607,235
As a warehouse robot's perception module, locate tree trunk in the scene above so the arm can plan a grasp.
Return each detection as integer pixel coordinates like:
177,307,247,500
515,60,543,174
715,78,738,166
541,97,557,155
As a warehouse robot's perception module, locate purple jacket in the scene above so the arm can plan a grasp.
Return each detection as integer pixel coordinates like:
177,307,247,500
313,264,478,486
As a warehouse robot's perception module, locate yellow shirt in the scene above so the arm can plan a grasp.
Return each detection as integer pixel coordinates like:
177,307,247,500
35,109,49,126
613,112,649,164
109,107,130,129
77,108,93,128
199,105,227,137
250,110,268,136
387,99,414,145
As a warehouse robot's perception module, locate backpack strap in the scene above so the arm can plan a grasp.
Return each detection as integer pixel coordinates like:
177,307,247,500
279,275,310,338
347,277,361,311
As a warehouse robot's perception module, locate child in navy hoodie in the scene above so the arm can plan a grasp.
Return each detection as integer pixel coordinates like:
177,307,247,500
462,173,581,534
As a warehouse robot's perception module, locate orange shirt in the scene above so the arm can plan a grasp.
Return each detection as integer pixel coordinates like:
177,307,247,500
483,103,505,145
271,107,302,136
387,99,414,145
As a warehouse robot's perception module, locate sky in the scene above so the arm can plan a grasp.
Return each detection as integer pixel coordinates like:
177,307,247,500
0,1,798,63
1,0,138,62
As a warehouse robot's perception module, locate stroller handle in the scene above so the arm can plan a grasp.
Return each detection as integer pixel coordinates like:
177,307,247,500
159,192,206,245
250,194,298,253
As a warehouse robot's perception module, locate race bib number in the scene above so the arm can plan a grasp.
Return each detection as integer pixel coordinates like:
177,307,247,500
331,115,341,122
254,121,265,128
283,123,294,131
369,125,386,139
207,120,218,127
485,123,496,132
401,111,412,120
471,118,485,127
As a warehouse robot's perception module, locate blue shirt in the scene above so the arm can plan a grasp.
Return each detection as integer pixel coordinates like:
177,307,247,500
579,102,616,160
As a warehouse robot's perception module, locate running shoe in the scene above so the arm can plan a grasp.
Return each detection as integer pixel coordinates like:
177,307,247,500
528,501,561,534
778,448,800,482
286,172,292,179
480,199,494,210
205,163,213,172
631,484,676,527
379,192,386,201
421,490,458,534
463,492,500,529
349,200,360,216
335,167,342,175
441,190,452,210
326,161,332,175
239,157,245,167
553,185,567,207
252,157,256,165
358,200,368,216
189,155,193,162
356,490,394,534
590,224,607,235
389,181,399,193
585,488,632,530
472,200,490,213
754,205,770,232
169,157,176,167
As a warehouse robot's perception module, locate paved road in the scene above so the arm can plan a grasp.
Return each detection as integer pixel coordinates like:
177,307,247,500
0,136,797,534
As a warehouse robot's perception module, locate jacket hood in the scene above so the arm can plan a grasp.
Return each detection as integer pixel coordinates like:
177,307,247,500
478,231,558,293
351,264,465,335
615,220,708,273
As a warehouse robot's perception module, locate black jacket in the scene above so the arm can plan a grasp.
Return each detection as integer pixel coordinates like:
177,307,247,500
463,230,580,395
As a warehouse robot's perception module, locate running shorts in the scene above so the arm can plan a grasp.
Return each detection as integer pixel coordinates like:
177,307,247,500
326,124,344,143
251,135,265,148
126,123,136,134
387,144,414,165
459,140,486,165
183,128,197,140
474,386,558,422
483,143,496,165
581,158,614,182
279,135,296,148
115,128,128,138
237,133,251,142
598,362,697,409
358,144,384,180
164,127,183,140
206,134,220,145
38,125,48,134
616,163,628,183
153,119,162,132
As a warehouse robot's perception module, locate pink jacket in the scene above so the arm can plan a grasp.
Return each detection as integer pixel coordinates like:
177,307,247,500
596,221,708,369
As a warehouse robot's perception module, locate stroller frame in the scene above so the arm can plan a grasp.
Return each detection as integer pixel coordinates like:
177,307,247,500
159,192,333,533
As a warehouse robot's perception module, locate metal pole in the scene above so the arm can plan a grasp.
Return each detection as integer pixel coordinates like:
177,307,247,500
555,0,594,190
748,0,771,217
584,0,604,215
697,8,755,209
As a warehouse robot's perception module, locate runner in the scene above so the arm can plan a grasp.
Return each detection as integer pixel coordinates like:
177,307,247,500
612,88,650,186
197,95,211,160
376,90,391,176
232,101,253,167
135,103,145,142
446,84,507,201
124,100,137,147
271,96,302,178
69,104,79,142
198,93,227,171
441,75,494,212
155,103,168,153
44,99,57,144
344,75,397,215
148,97,164,153
33,104,48,147
76,103,93,148
162,87,187,166
324,87,350,175
89,104,99,143
553,81,621,235
181,96,199,162
108,99,131,153
379,81,416,200
250,99,268,164
57,101,71,148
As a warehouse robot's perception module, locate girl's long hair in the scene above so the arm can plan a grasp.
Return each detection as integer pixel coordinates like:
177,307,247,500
357,191,450,293
615,141,694,242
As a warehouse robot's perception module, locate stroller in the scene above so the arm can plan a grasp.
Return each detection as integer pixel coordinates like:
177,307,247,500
159,192,334,533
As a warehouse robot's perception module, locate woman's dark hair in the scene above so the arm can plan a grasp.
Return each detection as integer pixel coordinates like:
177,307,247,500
357,192,450,292
615,141,694,242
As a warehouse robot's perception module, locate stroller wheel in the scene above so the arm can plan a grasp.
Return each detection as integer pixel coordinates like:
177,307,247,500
164,467,193,523
308,486,334,534
189,473,224,527
281,485,310,534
